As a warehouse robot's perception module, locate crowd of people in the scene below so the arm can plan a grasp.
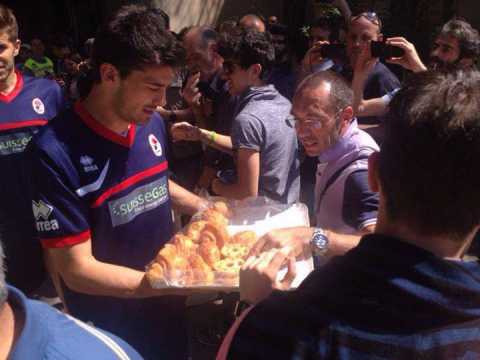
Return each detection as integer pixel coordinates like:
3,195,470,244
1,1,480,359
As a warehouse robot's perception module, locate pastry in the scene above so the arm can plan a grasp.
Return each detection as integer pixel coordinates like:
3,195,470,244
202,222,229,249
188,253,214,284
186,220,207,242
146,262,168,286
212,201,232,218
198,232,221,267
231,231,257,247
221,243,249,260
173,234,197,254
214,258,244,286
201,209,228,227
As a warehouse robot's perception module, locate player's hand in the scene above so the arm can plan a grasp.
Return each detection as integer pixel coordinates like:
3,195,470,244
182,72,201,107
386,37,427,73
240,248,296,305
170,122,201,142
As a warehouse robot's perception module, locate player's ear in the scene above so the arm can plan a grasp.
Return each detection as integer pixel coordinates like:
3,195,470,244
99,63,120,84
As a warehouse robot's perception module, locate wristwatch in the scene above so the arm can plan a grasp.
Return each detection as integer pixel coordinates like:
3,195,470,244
310,227,329,256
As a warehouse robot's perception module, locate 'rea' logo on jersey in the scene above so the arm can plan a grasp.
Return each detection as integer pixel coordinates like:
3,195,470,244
148,134,162,157
80,155,99,172
32,200,59,232
32,98,45,115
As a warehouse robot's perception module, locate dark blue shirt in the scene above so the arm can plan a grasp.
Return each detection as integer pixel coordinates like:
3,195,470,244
0,70,64,293
7,285,143,360
26,102,187,359
228,234,480,359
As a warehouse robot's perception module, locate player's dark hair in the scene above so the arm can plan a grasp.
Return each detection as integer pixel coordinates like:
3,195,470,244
0,4,18,42
91,4,185,81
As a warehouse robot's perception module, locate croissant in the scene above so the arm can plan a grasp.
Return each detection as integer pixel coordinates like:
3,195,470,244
199,232,221,267
201,209,228,227
212,201,232,218
186,220,207,242
173,234,197,254
146,262,167,286
188,253,214,284
202,222,230,249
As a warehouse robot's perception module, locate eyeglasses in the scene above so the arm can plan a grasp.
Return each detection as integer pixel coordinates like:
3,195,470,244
351,12,382,30
286,109,344,130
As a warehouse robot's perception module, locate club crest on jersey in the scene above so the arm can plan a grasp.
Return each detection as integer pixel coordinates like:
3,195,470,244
32,200,59,232
32,98,45,115
148,134,162,157
80,155,99,172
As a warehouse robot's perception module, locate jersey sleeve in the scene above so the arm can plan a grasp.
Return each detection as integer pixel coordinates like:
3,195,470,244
27,145,91,249
342,170,379,231
231,114,264,152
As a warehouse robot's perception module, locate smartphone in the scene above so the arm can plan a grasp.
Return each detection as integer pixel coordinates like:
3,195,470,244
371,41,404,59
320,44,346,59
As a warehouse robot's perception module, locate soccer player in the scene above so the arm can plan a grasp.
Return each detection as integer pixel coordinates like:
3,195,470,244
0,4,64,294
27,5,206,359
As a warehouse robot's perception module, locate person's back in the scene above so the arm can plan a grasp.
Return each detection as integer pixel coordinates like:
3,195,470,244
221,70,480,359
232,84,300,203
227,233,480,359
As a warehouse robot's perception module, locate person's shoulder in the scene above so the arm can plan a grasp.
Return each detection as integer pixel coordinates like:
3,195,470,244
22,73,61,93
370,62,400,83
24,297,143,359
31,109,75,151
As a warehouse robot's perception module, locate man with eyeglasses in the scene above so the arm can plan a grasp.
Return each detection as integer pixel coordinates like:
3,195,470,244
344,12,400,134
248,71,378,265
219,69,480,360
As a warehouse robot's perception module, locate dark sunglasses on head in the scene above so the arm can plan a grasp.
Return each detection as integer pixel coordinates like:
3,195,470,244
351,12,382,30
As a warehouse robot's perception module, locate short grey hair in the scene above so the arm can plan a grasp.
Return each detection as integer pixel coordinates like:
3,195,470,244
295,70,353,114
188,25,219,49
0,240,7,306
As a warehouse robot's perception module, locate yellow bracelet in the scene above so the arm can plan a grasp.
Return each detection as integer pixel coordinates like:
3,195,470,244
209,131,217,144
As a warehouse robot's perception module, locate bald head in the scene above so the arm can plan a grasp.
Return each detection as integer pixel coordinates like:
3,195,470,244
239,14,266,33
295,71,353,114
183,26,222,76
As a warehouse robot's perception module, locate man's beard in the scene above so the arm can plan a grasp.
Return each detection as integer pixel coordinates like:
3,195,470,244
429,56,462,72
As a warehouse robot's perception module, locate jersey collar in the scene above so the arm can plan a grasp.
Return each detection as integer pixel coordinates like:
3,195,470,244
74,101,136,148
0,69,24,103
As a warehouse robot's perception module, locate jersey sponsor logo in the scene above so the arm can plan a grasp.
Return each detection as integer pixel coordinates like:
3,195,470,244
108,176,169,227
148,134,162,157
80,155,99,172
0,131,35,155
32,97,45,115
32,200,59,232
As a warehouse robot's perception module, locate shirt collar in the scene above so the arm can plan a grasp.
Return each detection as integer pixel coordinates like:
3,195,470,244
318,118,359,163
0,70,24,103
74,101,136,148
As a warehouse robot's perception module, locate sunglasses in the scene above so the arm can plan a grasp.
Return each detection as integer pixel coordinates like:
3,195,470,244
351,12,382,30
